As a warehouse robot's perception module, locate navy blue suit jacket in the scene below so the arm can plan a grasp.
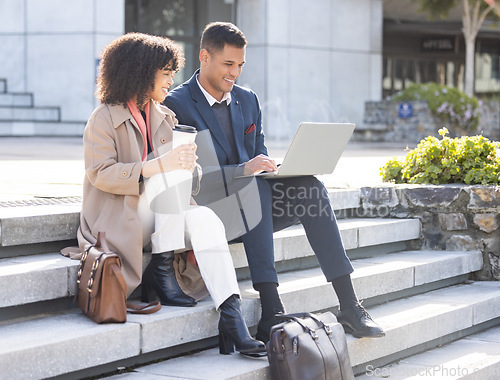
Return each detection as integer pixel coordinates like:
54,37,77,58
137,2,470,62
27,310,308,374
165,70,268,186
166,72,353,284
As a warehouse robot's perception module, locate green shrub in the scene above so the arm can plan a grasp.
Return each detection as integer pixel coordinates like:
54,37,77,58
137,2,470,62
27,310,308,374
380,128,500,185
391,83,480,134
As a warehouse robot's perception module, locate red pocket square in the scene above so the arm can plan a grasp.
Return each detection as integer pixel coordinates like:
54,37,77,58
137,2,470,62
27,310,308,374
186,250,198,267
245,123,256,134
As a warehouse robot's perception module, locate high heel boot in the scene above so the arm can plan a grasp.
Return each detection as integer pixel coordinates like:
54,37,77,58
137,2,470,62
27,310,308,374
218,295,266,357
141,252,197,307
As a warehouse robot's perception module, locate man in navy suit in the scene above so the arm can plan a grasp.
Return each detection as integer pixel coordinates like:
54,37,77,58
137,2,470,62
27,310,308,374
165,22,384,342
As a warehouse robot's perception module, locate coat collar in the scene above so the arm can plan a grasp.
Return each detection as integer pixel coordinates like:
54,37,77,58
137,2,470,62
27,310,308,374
107,101,176,132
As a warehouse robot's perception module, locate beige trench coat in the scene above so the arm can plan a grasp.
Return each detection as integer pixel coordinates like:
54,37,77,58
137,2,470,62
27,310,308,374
77,101,188,296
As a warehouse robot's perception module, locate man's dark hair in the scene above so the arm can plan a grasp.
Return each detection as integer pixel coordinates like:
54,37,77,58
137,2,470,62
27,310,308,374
96,32,184,107
201,22,247,53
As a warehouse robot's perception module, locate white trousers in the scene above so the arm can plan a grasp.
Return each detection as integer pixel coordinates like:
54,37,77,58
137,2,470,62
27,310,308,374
138,174,240,309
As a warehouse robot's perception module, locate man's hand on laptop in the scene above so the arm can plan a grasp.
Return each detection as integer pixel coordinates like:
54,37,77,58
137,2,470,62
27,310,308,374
243,154,279,176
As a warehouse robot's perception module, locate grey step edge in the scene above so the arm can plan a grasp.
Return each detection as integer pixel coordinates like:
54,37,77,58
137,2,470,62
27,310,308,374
0,120,86,136
0,218,423,308
56,281,500,380
0,189,362,248
0,255,491,379
0,93,33,107
0,105,60,122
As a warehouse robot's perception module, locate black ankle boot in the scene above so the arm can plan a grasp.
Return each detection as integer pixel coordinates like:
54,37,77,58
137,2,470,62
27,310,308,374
141,252,197,307
218,295,266,357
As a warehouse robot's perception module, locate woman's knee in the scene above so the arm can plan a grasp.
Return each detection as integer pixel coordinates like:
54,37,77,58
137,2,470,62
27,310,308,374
188,206,226,234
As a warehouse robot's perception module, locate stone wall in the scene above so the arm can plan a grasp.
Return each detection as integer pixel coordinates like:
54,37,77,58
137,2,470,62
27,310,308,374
356,184,500,281
355,100,500,144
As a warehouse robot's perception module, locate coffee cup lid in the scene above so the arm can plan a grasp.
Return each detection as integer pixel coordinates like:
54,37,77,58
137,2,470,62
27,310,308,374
174,124,197,133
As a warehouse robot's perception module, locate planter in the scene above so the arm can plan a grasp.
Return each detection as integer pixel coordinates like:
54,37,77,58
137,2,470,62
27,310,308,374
355,184,500,281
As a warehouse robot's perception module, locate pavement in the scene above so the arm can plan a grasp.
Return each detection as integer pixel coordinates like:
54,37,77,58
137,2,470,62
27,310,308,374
0,136,411,203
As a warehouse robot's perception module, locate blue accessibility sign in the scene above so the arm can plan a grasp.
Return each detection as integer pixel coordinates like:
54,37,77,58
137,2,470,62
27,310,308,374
398,102,413,118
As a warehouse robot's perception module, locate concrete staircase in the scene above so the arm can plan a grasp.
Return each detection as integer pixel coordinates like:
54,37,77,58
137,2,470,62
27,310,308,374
0,189,499,380
0,78,84,136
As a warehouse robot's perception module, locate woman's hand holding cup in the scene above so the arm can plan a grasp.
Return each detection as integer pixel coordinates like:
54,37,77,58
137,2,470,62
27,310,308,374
141,142,198,177
165,142,198,173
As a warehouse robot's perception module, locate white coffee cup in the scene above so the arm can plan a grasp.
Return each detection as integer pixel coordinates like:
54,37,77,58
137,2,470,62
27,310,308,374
172,124,197,148
146,125,197,214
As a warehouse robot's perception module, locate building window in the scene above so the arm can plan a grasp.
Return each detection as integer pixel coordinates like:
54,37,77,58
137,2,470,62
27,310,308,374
475,52,500,95
125,0,234,85
382,56,465,97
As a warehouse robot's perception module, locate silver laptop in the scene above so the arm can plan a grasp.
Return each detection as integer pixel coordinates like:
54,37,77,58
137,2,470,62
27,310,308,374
253,122,355,178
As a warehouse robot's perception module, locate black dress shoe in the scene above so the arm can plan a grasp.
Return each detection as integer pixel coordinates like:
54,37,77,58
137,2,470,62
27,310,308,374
141,252,197,307
336,301,385,338
255,309,285,343
219,295,266,357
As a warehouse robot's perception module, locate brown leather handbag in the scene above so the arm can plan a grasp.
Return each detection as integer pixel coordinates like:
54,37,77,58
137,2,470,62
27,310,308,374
76,231,161,323
266,312,355,380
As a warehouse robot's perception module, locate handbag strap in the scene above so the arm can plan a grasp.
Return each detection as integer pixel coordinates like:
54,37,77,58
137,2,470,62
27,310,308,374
126,301,162,314
96,231,111,252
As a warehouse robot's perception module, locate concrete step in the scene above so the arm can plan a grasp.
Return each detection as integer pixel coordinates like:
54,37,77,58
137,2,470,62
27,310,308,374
0,189,362,250
0,120,85,136
246,250,483,315
0,253,489,379
0,93,33,107
355,325,500,379
0,105,60,122
96,282,500,380
357,325,500,380
0,202,81,248
0,219,424,309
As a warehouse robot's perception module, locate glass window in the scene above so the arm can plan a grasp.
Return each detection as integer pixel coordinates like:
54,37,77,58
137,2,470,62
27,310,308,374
475,53,500,93
125,0,234,86
173,41,194,85
427,62,437,83
446,61,455,87
492,54,500,80
437,62,446,85
405,60,415,87
416,61,425,83
394,59,403,91
457,63,465,92
382,57,392,91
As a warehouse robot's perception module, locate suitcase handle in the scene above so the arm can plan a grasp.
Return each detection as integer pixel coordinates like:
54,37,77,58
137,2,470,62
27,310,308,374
274,312,327,338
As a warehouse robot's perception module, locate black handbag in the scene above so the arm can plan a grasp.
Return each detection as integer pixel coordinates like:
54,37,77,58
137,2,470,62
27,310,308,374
266,312,355,380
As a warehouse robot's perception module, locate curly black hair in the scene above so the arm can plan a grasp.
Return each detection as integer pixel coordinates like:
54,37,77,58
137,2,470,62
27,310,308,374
96,33,185,107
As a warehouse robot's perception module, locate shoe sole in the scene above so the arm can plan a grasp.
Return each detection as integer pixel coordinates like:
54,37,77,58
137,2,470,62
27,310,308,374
341,323,386,338
239,350,268,358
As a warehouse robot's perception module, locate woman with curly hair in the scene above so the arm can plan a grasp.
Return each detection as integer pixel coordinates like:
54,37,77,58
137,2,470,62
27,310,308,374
77,33,264,356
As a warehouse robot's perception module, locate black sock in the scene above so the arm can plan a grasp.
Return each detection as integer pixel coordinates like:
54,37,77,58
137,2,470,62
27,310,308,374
331,274,358,310
254,282,284,320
